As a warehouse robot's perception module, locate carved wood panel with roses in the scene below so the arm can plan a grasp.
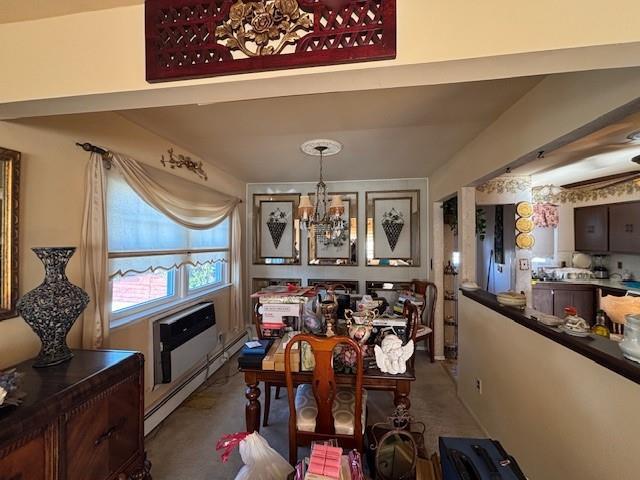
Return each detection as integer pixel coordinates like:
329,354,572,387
145,0,396,82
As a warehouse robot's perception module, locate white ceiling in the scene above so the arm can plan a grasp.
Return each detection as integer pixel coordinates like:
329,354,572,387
120,77,543,183
513,111,640,186
0,0,140,24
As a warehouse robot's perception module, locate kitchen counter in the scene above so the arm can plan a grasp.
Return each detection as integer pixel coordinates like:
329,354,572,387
532,278,640,295
461,288,640,385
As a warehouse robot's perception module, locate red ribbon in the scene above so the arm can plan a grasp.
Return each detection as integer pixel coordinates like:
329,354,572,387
216,432,250,463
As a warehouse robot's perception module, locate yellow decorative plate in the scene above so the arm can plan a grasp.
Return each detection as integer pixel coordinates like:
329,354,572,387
516,201,534,218
516,233,535,249
515,217,534,233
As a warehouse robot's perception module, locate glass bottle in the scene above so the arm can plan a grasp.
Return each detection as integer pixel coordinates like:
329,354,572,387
592,310,611,339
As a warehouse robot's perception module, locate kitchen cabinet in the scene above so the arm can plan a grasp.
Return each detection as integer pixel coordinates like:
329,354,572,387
532,283,596,322
574,205,609,253
608,201,640,254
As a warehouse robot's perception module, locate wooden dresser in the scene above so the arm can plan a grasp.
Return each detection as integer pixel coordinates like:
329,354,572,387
0,350,151,480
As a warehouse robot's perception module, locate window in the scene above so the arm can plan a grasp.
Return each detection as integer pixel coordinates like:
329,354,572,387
107,171,231,320
112,270,176,313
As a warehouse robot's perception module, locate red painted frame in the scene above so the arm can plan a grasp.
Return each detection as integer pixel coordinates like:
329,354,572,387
145,0,397,82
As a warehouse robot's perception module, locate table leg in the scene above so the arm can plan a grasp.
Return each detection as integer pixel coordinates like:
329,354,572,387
245,376,261,433
394,381,411,410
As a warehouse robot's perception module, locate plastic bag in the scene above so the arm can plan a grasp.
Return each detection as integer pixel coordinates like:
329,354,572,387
217,432,294,480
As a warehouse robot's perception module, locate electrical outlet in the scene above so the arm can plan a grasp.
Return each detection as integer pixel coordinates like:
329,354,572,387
475,378,483,394
618,261,623,269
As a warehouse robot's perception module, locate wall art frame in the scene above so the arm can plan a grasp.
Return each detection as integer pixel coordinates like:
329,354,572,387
145,0,397,82
0,148,20,321
366,190,420,267
253,193,301,264
307,191,358,266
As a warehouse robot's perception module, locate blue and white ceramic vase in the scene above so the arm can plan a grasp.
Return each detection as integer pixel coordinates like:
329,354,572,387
17,247,90,368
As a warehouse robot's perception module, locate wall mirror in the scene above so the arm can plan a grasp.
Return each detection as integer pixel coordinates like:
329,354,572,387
307,191,358,266
0,148,20,320
366,190,420,267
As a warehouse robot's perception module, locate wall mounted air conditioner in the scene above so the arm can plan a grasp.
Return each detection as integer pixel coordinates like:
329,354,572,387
153,302,217,385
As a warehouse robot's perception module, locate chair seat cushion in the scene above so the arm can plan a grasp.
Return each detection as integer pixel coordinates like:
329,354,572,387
416,325,433,338
295,384,367,435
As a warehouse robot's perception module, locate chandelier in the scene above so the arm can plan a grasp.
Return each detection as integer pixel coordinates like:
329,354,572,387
298,140,346,246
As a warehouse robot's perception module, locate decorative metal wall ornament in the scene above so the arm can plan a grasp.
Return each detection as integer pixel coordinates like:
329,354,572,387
145,0,397,82
16,248,90,368
160,148,208,180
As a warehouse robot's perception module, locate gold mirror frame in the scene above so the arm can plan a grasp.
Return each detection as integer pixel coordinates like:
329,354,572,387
0,148,20,320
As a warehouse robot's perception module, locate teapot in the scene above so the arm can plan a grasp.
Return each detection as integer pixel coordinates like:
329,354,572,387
344,308,378,345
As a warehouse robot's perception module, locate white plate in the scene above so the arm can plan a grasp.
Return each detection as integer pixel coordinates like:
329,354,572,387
560,325,591,337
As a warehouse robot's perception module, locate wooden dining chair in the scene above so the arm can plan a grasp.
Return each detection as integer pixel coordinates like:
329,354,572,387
285,334,366,465
252,301,281,427
402,300,420,369
411,280,437,363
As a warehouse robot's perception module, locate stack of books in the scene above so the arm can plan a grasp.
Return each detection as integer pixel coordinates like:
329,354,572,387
393,291,425,315
237,339,273,370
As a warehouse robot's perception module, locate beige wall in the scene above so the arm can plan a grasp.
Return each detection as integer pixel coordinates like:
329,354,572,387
0,112,245,369
458,295,640,480
3,3,640,118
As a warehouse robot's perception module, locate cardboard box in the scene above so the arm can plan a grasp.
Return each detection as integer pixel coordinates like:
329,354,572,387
261,338,281,371
275,333,300,372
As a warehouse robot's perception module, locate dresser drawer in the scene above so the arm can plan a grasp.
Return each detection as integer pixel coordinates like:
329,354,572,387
65,375,141,480
0,433,46,480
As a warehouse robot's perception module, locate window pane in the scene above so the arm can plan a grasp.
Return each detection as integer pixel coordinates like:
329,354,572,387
112,270,175,312
188,263,225,291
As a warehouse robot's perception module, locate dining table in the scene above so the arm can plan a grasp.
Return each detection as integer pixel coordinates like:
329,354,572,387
239,362,416,433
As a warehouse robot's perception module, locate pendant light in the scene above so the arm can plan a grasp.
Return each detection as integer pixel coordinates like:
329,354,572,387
299,140,346,244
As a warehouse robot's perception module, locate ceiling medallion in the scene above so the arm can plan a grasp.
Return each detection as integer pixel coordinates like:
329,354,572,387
299,140,346,246
300,139,342,157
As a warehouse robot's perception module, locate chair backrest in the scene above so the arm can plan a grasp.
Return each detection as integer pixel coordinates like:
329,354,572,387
412,280,437,329
402,300,420,344
285,334,364,437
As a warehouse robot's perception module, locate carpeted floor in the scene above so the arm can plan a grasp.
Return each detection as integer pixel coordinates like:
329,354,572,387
146,356,483,479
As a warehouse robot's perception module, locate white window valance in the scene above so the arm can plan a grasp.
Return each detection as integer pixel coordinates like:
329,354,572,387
106,169,230,277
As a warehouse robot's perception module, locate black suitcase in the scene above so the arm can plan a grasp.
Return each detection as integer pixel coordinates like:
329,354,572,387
439,437,527,480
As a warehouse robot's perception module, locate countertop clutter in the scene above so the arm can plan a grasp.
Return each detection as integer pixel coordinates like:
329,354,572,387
532,278,640,295
461,289,640,386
